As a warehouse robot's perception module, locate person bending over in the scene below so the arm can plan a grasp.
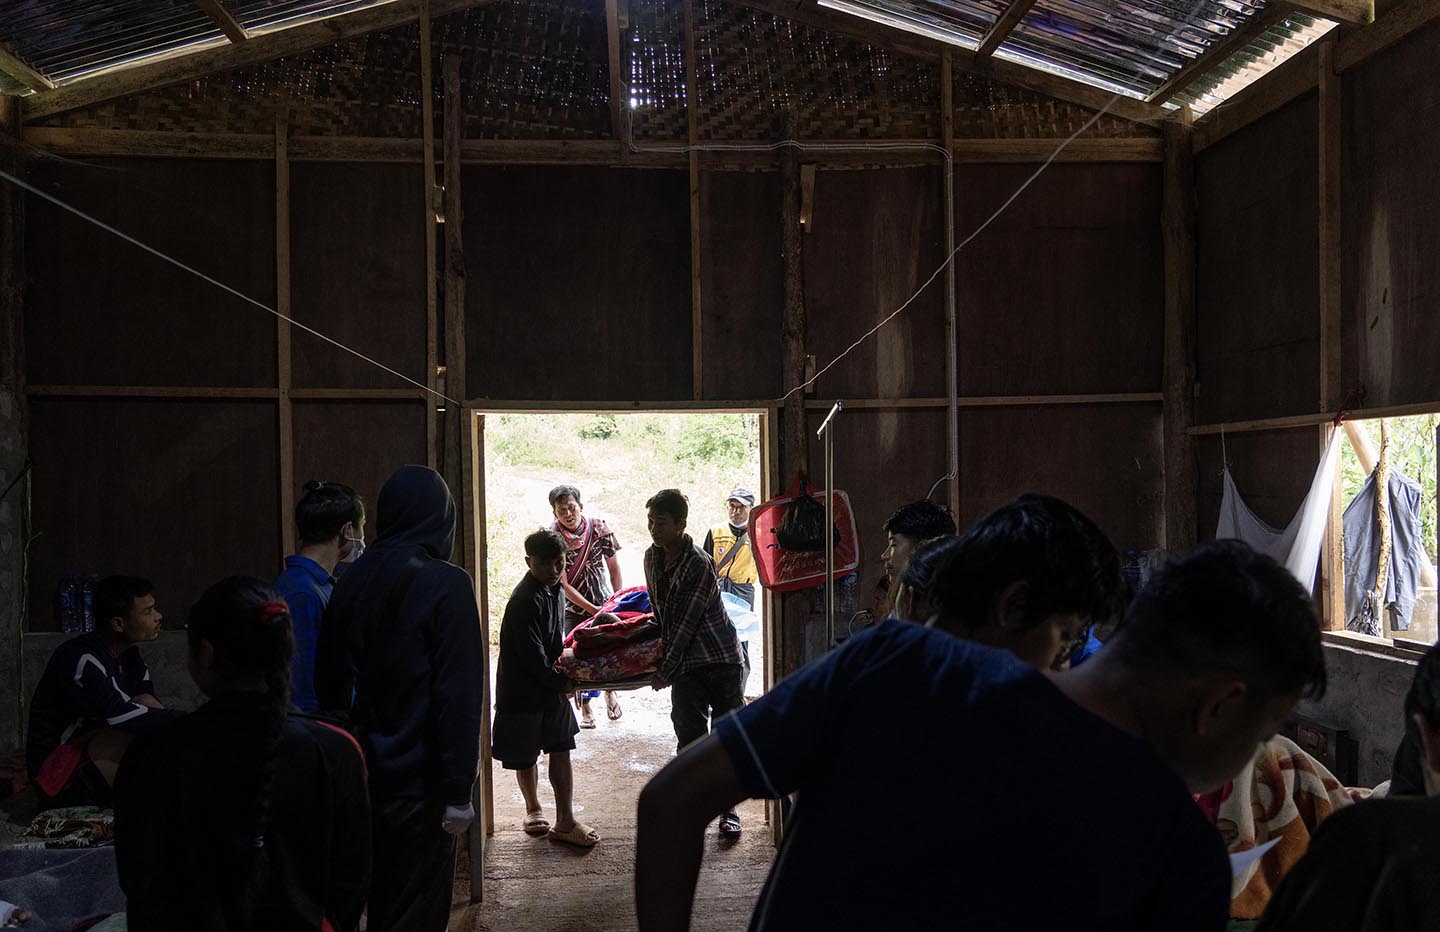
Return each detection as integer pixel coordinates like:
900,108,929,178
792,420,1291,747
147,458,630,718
115,578,370,932
494,529,598,847
274,480,365,712
550,484,624,727
636,499,1324,932
316,465,484,932
27,575,175,808
644,488,745,837
1258,641,1440,930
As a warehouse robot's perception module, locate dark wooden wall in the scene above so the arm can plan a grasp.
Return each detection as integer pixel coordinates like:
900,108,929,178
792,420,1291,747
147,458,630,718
21,153,1165,631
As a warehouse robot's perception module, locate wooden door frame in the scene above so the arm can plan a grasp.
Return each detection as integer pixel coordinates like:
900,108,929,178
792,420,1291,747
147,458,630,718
465,400,781,863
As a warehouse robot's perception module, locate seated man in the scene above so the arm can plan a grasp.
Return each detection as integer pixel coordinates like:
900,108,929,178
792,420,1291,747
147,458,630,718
1257,642,1440,930
636,498,1325,932
493,530,598,847
27,575,176,808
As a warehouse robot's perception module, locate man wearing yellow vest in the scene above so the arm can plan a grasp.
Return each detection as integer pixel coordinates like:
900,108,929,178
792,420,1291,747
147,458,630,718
703,488,758,609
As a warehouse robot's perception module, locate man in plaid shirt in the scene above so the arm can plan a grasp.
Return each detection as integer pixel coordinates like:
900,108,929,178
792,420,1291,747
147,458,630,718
643,488,746,836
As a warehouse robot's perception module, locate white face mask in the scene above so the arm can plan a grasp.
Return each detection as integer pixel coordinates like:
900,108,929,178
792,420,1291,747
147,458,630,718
342,534,366,564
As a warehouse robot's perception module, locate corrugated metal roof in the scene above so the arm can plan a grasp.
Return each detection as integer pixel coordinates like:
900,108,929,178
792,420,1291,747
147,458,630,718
823,0,1336,108
0,0,226,85
1170,12,1337,113
227,0,396,34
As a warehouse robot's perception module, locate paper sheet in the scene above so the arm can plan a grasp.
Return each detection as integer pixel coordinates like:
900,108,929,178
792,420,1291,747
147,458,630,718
1229,837,1282,878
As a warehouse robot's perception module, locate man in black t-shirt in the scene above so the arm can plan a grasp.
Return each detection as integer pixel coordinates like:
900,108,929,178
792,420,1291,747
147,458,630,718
27,575,175,808
493,529,598,847
637,497,1327,932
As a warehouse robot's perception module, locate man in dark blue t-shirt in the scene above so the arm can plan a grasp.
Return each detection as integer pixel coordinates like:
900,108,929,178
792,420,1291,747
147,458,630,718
636,496,1327,932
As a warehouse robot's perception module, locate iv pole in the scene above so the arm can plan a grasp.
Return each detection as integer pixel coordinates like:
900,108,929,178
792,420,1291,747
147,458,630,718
816,400,843,648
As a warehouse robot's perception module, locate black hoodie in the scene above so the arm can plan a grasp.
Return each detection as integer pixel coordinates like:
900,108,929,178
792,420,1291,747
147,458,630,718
315,465,484,806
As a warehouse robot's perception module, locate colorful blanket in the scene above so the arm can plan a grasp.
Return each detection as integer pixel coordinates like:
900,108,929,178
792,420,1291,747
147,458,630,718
558,587,662,685
1208,735,1383,918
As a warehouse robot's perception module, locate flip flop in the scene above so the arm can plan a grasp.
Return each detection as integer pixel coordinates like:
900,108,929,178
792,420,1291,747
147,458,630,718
580,713,597,729
523,811,550,835
606,692,623,721
549,822,601,848
718,813,742,837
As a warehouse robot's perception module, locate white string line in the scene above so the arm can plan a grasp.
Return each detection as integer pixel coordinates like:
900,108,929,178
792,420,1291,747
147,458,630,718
0,166,457,405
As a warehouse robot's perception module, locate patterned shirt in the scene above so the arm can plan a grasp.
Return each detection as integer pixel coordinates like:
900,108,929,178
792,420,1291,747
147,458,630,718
644,534,742,681
550,516,620,625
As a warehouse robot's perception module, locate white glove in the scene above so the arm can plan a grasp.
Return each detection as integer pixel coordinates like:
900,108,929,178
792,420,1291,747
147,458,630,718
441,803,475,835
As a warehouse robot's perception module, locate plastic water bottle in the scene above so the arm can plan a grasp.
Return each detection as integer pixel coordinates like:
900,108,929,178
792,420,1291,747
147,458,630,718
57,573,81,633
81,573,99,632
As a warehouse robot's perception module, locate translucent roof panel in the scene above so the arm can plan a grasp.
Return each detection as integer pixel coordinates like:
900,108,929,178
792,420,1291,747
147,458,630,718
1007,0,1266,99
1169,12,1337,114
227,0,401,35
816,0,993,49
0,0,226,85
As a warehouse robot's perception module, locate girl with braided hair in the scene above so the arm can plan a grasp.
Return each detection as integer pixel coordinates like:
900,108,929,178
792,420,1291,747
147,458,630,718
114,577,370,932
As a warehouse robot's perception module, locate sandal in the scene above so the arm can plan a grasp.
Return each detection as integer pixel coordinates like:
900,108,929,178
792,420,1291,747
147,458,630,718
549,821,601,848
606,692,623,721
718,813,742,837
523,810,550,835
580,710,597,729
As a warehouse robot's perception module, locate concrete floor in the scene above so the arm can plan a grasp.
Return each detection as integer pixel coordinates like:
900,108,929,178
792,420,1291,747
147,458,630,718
449,685,773,932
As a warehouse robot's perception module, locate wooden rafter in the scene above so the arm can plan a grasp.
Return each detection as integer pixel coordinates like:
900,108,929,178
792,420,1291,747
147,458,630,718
194,0,251,44
1146,3,1292,104
1288,0,1373,23
606,0,625,139
733,0,1170,124
0,39,55,93
976,0,1038,60
23,0,497,121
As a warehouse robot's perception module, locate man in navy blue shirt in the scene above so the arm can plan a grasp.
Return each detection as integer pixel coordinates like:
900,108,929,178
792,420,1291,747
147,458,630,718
275,480,365,712
636,496,1326,932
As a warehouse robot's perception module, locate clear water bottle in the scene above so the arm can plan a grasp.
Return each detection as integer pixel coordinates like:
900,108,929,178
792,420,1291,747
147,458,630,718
81,573,100,632
57,572,81,633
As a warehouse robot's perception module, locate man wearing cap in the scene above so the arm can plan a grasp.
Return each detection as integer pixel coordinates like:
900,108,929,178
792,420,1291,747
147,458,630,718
703,488,758,610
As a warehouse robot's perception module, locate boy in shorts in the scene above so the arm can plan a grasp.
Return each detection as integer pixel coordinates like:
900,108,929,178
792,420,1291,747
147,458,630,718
492,530,600,847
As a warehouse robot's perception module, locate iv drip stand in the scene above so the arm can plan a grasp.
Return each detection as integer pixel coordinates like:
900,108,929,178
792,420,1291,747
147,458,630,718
816,400,844,648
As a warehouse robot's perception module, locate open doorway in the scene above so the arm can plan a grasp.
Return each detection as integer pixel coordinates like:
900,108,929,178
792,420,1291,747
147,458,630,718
474,408,772,847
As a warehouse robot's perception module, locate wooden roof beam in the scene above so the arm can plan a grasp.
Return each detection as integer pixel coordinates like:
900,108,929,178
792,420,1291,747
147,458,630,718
736,0,1171,124
1288,0,1373,24
0,40,56,93
976,0,1038,60
1146,3,1293,104
22,0,496,121
194,0,252,44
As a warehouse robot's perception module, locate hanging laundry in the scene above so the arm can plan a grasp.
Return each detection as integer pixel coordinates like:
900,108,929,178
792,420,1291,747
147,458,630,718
1342,469,1425,635
1215,430,1342,593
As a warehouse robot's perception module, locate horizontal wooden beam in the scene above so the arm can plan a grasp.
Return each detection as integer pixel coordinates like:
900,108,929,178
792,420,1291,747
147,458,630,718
1147,3,1293,104
466,399,780,413
1188,399,1440,435
804,392,1163,410
28,385,429,401
22,0,496,121
976,0,1038,60
1196,0,1440,150
734,0,1170,125
22,127,1163,164
1289,0,1373,24
0,40,56,93
194,0,252,44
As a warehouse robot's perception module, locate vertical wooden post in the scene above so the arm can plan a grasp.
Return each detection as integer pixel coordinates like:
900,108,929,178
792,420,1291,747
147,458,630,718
276,110,295,559
0,94,30,746
420,0,439,470
469,413,493,839
1162,107,1198,554
1318,39,1345,629
683,0,703,399
442,55,467,548
940,50,959,521
780,116,809,683
605,0,625,143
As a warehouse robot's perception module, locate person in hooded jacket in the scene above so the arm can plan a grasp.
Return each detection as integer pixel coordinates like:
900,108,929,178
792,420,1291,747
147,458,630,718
315,465,485,932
